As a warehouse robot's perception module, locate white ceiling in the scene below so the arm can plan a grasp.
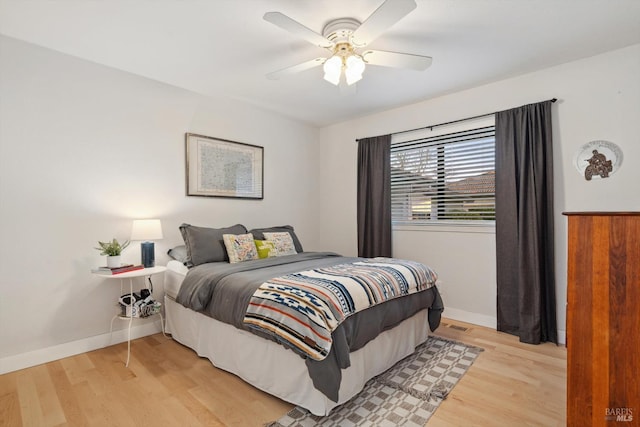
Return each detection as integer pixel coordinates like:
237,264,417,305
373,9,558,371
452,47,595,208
1,0,639,126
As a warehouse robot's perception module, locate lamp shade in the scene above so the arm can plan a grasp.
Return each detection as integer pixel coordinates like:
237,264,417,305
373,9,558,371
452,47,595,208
345,55,365,85
323,55,342,86
131,219,163,241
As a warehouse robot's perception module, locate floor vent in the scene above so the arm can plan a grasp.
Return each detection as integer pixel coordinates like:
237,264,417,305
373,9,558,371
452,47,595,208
449,324,469,332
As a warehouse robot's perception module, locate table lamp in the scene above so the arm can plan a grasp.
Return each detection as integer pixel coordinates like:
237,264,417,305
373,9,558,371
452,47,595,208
131,219,163,268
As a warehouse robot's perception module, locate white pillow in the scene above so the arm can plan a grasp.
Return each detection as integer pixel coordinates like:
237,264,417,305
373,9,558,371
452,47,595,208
263,232,297,256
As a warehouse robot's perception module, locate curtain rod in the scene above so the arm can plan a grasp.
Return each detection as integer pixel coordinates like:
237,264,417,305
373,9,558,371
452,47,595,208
355,98,557,142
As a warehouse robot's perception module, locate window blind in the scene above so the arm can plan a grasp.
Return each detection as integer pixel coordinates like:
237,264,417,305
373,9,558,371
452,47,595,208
390,126,496,225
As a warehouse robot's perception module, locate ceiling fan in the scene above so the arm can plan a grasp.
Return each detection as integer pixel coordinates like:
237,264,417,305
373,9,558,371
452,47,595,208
263,0,432,87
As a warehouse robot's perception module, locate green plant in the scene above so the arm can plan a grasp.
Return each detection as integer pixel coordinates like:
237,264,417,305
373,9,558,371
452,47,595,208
95,238,130,256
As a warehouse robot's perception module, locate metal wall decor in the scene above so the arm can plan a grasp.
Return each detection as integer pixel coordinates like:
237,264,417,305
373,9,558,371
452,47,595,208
584,150,611,180
573,140,623,181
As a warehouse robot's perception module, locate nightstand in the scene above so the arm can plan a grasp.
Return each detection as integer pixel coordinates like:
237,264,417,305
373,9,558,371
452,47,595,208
93,265,167,367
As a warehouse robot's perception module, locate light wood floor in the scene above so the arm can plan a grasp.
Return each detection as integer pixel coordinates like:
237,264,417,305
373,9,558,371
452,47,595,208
0,318,566,426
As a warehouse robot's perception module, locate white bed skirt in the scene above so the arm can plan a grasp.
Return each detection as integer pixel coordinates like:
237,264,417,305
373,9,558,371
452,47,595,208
164,295,431,416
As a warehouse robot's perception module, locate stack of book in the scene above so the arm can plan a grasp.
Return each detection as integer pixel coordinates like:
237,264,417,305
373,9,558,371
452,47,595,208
92,264,144,275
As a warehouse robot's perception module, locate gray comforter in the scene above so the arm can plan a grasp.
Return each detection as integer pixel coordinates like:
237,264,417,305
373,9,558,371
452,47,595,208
176,252,444,401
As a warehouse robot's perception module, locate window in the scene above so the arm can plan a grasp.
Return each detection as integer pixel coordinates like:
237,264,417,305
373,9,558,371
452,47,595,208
390,125,495,226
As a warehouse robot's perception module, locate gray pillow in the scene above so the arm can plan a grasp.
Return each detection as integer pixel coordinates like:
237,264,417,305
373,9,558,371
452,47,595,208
167,245,189,265
249,225,303,253
179,223,248,266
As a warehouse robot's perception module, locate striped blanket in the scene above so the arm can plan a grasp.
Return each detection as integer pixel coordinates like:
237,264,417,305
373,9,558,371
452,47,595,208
243,257,438,361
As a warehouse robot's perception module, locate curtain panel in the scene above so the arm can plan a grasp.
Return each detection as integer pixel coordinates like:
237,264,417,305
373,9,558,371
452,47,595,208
495,101,558,344
357,135,392,258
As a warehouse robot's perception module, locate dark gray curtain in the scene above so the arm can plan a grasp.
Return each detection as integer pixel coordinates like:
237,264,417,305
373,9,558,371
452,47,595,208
357,135,392,258
495,101,557,344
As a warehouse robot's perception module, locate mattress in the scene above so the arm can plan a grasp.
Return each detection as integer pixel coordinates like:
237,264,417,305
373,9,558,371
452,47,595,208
165,259,189,299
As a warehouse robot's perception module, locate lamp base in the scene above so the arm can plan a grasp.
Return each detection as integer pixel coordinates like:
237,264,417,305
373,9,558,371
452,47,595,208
141,242,155,268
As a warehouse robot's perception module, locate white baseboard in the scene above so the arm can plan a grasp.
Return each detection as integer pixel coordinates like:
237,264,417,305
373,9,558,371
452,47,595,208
443,307,497,329
442,307,566,345
0,321,162,375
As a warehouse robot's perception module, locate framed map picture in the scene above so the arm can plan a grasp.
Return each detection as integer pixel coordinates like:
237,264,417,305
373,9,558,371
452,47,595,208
186,133,264,199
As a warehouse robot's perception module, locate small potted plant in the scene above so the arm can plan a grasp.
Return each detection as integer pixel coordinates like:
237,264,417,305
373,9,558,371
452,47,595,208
96,238,130,268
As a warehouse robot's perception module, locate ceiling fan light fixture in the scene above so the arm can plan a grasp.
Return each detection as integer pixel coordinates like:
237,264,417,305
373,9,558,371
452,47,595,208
323,55,342,85
264,1,431,87
345,54,365,85
323,71,341,86
345,69,363,85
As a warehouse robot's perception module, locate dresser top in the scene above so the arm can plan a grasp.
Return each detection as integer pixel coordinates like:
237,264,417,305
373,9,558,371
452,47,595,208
563,211,640,216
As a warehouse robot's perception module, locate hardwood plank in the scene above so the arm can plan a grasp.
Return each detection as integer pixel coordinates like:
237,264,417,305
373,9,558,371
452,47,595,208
590,215,610,426
566,215,594,426
609,215,627,412
58,353,96,385
72,379,136,427
0,382,22,427
15,369,45,427
171,385,224,426
47,361,89,426
30,364,66,426
156,395,207,427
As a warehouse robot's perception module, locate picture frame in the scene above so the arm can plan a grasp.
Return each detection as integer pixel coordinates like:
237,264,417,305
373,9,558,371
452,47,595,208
185,133,264,199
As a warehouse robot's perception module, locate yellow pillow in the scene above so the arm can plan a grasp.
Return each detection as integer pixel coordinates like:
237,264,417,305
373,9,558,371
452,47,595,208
254,240,277,259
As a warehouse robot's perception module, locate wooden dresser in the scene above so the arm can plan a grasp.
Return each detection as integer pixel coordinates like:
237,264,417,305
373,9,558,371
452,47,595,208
564,212,639,426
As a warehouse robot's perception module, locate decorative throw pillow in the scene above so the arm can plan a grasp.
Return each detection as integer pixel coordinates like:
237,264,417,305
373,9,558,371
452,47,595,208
179,223,248,266
263,232,297,256
248,225,304,253
223,233,258,263
254,240,277,259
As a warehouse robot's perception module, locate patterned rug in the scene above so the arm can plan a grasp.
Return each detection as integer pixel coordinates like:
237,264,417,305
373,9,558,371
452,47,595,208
268,336,483,427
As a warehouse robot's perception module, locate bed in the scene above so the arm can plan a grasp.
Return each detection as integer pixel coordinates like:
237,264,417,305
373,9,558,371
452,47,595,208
163,224,443,416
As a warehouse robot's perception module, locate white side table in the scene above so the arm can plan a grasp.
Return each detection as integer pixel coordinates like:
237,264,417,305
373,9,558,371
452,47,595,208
93,266,167,367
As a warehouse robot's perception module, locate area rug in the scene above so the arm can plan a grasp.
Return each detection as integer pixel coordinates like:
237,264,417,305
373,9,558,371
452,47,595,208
268,336,483,427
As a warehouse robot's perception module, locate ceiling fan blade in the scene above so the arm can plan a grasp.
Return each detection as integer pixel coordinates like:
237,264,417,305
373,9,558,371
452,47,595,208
264,12,334,48
363,50,432,70
266,57,326,80
351,0,417,47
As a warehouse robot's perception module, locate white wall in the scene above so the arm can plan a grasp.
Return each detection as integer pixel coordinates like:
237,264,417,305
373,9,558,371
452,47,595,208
317,44,640,338
2,33,638,371
0,35,322,371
